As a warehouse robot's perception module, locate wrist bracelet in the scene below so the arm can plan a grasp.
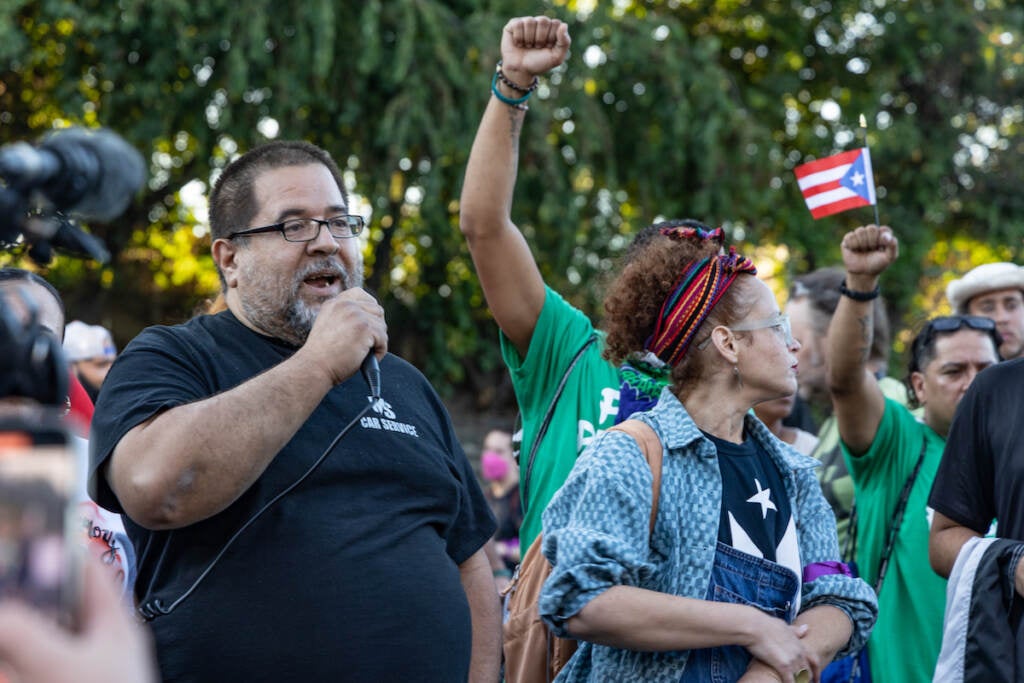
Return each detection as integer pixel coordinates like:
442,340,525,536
495,61,539,93
492,568,512,578
491,72,531,111
839,279,880,301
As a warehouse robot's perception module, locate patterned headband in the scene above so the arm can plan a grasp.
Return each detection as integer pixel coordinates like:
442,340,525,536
646,245,757,366
661,225,726,245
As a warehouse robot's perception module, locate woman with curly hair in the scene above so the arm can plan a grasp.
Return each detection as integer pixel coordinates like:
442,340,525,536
538,223,878,683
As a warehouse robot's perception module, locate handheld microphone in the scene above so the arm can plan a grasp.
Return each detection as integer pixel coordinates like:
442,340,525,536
361,353,381,400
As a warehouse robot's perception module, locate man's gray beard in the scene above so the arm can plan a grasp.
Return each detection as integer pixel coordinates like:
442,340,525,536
284,298,318,345
240,292,307,347
241,267,362,347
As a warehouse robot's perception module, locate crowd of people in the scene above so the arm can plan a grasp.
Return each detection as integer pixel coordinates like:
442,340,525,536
0,13,1022,683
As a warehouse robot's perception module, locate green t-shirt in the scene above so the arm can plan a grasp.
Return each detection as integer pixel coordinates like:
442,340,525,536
842,398,946,683
813,376,911,557
500,287,620,548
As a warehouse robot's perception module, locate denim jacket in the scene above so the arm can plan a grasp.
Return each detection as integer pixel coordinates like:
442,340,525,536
539,388,878,682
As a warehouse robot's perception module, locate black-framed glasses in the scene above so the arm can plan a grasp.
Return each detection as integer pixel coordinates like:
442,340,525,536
227,215,365,242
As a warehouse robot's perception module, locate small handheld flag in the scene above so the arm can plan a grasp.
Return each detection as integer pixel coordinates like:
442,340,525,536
794,148,876,219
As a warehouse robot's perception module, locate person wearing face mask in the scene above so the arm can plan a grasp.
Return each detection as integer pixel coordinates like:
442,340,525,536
480,428,522,587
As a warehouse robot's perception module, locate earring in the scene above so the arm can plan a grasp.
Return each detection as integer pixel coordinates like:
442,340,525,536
733,364,743,388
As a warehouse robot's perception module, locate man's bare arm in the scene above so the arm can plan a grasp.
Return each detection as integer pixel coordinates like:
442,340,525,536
459,17,570,357
929,511,982,578
828,226,899,455
459,547,502,683
107,290,386,530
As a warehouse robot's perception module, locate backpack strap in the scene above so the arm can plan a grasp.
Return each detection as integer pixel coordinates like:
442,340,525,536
520,333,598,514
608,419,664,534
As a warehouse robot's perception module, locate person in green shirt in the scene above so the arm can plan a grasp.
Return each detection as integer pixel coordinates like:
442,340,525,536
460,16,668,548
827,224,1001,683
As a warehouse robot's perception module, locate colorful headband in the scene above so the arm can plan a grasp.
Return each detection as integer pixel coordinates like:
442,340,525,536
661,225,725,245
645,246,757,366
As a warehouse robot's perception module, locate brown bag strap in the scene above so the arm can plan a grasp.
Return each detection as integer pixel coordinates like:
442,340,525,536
608,419,663,536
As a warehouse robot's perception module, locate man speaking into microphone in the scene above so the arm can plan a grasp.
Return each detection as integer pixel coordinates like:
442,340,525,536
89,141,500,682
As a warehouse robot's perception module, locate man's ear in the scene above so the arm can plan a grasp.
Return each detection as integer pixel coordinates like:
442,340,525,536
212,238,240,289
910,370,927,406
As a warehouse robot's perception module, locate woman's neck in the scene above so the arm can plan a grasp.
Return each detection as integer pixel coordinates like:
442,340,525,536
679,383,751,444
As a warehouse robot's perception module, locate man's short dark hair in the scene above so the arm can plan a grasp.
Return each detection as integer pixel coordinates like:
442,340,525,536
208,140,349,242
904,316,1002,408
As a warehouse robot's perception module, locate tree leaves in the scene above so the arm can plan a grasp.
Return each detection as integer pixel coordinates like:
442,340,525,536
2,0,1022,404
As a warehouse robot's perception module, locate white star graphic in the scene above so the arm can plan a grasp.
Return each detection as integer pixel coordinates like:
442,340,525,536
850,171,865,186
746,478,777,519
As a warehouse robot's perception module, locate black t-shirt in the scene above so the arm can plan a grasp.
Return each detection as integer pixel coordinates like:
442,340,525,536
706,431,795,564
90,311,496,682
930,358,1024,540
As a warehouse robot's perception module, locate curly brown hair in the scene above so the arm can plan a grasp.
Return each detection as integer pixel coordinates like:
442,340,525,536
602,221,759,394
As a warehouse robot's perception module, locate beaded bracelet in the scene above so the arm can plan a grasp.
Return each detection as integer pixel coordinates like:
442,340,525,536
495,60,539,94
491,71,531,111
839,279,880,301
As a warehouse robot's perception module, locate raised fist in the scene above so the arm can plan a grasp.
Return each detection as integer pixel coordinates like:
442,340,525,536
840,224,899,278
500,16,571,81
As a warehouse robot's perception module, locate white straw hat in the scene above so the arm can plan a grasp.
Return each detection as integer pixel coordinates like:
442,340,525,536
946,262,1024,313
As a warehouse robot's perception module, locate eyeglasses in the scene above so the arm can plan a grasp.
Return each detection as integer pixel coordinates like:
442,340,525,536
925,315,996,334
227,215,365,243
697,313,794,350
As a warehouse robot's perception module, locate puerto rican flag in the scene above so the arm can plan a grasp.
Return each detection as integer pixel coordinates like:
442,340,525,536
794,148,876,219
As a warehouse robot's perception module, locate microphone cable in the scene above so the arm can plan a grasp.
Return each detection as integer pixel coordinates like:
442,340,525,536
138,369,382,621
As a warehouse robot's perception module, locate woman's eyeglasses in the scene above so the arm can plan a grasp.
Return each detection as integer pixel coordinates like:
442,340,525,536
697,313,794,350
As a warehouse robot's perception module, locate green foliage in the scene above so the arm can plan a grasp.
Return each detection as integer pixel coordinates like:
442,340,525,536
2,0,1022,405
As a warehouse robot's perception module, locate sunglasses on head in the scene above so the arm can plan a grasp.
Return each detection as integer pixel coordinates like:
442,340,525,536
925,315,996,334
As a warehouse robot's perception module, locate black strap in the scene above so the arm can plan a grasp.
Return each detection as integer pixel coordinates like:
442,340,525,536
845,434,928,593
136,399,377,621
520,333,597,514
874,434,928,595
843,434,927,683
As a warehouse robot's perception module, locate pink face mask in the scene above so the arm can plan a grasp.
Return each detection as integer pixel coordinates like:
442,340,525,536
481,451,510,481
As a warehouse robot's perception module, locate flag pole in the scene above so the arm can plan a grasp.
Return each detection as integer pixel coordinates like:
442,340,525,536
859,114,882,226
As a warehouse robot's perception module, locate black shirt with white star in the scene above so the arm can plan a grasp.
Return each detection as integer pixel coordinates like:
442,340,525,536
704,430,793,562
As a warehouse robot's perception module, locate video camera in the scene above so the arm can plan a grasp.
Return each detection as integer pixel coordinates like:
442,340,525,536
0,127,146,266
0,289,81,629
0,287,68,406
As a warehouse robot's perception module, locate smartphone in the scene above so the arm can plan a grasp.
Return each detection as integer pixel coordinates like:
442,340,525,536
0,405,81,628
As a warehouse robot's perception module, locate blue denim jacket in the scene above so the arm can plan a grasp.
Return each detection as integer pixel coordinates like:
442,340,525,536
539,388,878,682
